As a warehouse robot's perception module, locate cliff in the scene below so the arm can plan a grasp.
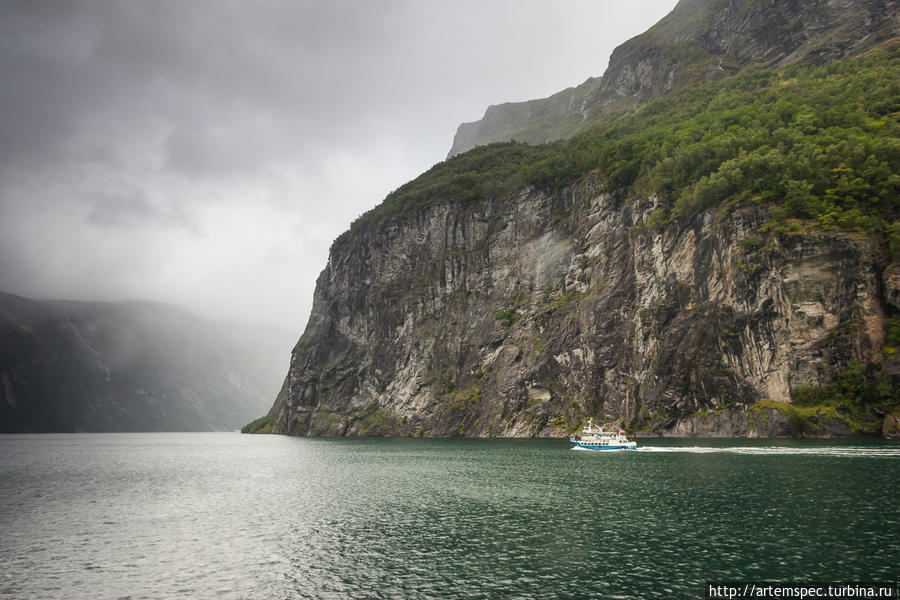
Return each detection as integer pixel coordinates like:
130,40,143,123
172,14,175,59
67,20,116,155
258,1,900,438
267,179,896,438
448,0,899,156
0,292,281,432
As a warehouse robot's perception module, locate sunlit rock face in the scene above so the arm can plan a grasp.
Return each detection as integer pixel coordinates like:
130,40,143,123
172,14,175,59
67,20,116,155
270,179,886,437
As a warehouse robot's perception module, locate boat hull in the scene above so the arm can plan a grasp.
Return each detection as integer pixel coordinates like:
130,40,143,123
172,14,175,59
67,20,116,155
571,441,637,451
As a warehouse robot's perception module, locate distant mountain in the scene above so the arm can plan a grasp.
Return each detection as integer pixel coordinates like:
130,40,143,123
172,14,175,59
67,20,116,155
448,0,899,156
0,291,284,432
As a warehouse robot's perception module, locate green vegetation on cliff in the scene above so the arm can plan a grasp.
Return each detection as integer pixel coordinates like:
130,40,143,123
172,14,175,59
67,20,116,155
750,361,900,436
335,46,899,252
792,360,899,409
241,414,275,434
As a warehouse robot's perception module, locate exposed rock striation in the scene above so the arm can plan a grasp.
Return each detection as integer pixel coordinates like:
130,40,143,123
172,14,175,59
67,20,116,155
270,180,888,437
448,0,899,156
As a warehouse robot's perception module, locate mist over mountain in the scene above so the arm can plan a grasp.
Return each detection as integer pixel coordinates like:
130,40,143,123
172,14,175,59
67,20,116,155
0,291,284,432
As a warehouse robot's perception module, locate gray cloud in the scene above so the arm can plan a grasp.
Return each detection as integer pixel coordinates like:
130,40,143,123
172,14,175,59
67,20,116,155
0,0,677,349
86,190,195,232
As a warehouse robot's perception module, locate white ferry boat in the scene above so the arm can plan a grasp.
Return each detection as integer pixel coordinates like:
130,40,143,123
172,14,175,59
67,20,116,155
570,418,637,451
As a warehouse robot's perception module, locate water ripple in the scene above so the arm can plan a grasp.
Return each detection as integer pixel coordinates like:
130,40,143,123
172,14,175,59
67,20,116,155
635,445,900,457
0,434,897,599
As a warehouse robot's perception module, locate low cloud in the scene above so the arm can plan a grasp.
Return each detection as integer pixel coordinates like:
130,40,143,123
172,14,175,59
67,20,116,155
0,0,676,347
86,190,195,232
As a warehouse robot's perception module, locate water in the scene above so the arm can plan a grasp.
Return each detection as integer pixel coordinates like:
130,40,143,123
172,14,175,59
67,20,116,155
0,434,897,599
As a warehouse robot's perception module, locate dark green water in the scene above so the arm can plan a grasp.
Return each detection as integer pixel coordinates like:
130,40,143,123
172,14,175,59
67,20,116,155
0,434,897,599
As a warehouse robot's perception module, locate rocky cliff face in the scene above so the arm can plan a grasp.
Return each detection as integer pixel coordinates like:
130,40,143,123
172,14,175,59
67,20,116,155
448,0,899,157
270,180,892,437
264,0,900,438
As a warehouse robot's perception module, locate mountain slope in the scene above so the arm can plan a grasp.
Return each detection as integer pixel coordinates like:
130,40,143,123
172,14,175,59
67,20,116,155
0,292,282,432
448,0,899,156
257,2,900,438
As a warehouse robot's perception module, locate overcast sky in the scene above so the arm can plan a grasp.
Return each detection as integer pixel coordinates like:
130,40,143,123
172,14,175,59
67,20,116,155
0,0,676,356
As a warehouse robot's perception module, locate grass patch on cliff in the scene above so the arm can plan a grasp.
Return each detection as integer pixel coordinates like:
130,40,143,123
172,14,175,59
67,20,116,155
791,360,899,412
493,308,519,327
753,398,883,436
473,364,493,380
751,361,900,436
241,414,275,434
884,315,900,358
356,407,399,436
333,46,900,254
447,387,482,412
753,399,823,436
428,369,457,395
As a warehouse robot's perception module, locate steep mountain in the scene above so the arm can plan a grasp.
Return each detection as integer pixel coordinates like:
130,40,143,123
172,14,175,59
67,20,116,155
0,291,283,432
448,0,899,156
254,0,900,438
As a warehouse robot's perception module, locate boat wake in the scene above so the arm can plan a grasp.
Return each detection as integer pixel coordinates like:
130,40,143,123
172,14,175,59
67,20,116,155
635,446,900,457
